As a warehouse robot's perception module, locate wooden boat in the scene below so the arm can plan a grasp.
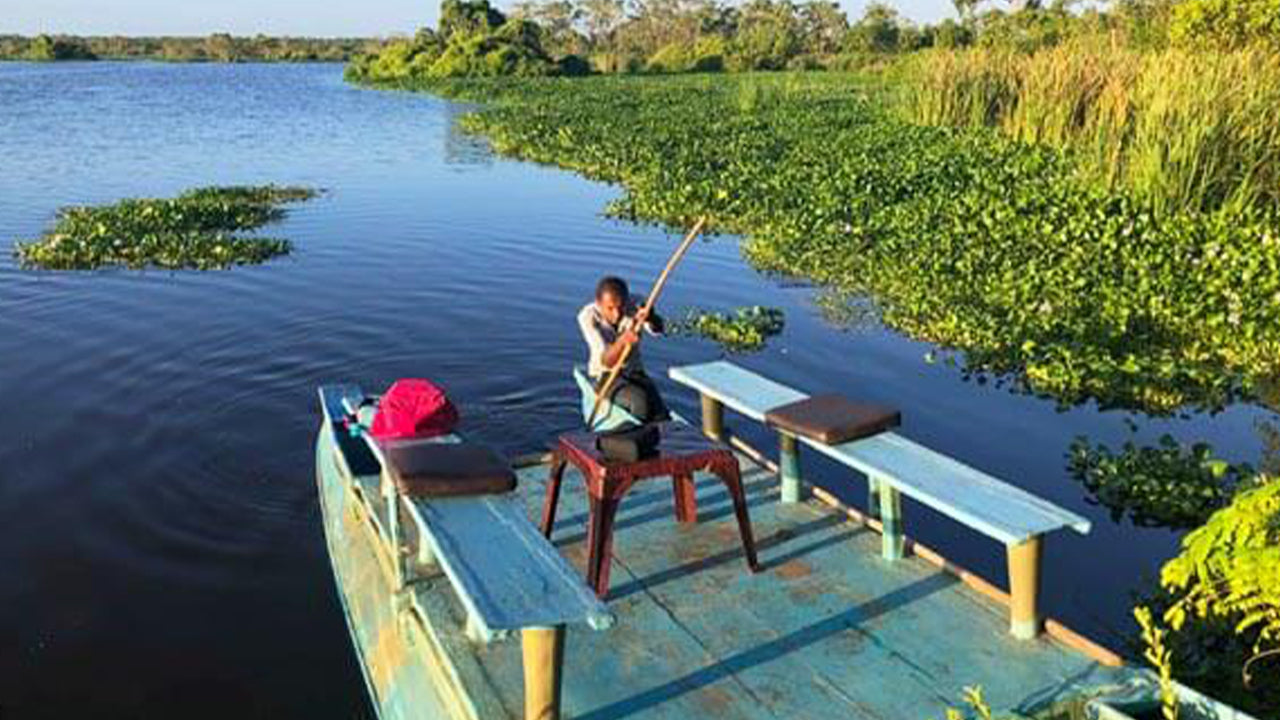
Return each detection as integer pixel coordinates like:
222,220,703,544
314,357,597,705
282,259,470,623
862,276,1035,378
316,363,1259,720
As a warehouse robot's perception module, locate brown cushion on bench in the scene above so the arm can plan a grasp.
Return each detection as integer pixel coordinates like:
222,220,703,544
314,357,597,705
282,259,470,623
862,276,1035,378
764,394,901,445
382,441,517,497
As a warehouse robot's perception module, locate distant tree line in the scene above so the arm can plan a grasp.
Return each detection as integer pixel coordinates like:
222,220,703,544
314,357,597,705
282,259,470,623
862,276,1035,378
0,33,382,62
348,0,1279,80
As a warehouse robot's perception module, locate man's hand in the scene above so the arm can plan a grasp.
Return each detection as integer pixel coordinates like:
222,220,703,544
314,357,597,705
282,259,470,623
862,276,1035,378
620,328,640,346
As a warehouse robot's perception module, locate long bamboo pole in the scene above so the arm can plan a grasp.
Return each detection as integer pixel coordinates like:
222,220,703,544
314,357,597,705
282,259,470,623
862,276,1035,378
586,217,706,428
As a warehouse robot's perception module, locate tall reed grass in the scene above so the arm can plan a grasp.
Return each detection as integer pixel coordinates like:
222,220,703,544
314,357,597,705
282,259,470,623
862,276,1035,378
898,41,1280,215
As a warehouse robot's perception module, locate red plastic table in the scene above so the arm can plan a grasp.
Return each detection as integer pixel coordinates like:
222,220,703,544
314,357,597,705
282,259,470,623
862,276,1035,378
541,422,760,599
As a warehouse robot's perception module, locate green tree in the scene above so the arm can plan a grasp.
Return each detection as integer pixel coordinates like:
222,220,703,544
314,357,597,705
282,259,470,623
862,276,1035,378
579,0,626,48
204,33,239,61
439,0,508,41
728,0,804,70
1170,0,1280,49
25,34,96,61
952,0,982,21
845,2,902,53
798,1,848,56
528,0,587,55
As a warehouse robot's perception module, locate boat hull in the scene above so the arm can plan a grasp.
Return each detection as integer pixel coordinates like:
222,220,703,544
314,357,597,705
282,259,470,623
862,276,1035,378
316,426,456,720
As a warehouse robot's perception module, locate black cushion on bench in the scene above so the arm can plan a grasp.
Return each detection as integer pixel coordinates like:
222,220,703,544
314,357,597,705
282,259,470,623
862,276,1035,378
382,441,517,497
764,394,901,445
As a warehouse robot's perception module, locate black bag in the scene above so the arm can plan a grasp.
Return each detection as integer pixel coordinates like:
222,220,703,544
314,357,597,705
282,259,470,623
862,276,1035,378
596,423,660,463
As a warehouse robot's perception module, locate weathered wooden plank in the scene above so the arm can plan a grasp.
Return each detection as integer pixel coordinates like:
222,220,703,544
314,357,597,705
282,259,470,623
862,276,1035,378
668,362,1091,545
405,493,614,642
501,460,1136,720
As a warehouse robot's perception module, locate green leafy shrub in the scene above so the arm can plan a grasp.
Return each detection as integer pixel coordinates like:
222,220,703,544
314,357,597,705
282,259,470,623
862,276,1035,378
14,185,317,270
1066,434,1260,529
345,0,559,82
671,306,785,352
1150,478,1280,716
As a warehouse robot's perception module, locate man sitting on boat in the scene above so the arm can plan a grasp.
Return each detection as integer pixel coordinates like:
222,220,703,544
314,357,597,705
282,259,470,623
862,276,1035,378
578,275,671,423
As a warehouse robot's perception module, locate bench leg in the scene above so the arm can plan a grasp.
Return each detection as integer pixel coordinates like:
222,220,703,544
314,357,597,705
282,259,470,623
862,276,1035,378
879,482,904,561
779,432,806,503
672,473,698,523
522,625,566,720
1008,536,1044,640
586,496,621,598
541,455,567,538
700,393,724,441
867,476,881,520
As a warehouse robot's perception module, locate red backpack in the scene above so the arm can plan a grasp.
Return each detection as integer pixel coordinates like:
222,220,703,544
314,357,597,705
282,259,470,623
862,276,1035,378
370,379,460,441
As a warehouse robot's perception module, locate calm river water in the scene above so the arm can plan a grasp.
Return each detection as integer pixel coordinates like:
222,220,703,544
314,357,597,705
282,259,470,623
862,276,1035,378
0,62,1272,718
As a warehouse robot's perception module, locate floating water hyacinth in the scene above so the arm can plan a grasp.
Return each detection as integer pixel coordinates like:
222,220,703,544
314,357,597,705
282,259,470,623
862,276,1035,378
15,185,319,270
671,306,785,353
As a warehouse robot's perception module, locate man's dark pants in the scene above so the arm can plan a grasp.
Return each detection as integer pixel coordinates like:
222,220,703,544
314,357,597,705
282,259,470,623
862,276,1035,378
598,369,671,423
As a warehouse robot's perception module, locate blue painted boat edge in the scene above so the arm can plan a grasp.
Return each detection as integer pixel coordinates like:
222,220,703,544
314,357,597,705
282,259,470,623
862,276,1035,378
315,423,387,720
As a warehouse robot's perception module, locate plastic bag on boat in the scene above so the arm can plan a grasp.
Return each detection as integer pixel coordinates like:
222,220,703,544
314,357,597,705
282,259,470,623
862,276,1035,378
370,379,459,441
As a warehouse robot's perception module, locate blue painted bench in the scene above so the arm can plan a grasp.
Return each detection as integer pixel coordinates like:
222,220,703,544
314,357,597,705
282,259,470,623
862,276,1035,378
318,385,612,720
667,361,1090,640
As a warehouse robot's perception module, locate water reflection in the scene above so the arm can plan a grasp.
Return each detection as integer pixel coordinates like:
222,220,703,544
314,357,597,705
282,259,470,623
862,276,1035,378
810,289,881,334
442,102,493,169
1258,418,1280,475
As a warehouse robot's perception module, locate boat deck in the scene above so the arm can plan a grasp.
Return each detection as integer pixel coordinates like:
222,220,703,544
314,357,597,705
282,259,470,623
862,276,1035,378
415,456,1131,720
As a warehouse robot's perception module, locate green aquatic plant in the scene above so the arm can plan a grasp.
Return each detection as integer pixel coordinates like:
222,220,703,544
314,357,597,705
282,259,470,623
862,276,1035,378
671,306,785,352
1066,434,1261,529
383,73,1280,415
929,686,1046,720
1139,478,1280,717
14,185,318,271
1135,606,1181,720
897,43,1280,216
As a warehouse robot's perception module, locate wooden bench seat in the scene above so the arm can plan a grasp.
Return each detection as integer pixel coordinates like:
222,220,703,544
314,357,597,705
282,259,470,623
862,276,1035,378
667,361,1090,640
318,384,612,719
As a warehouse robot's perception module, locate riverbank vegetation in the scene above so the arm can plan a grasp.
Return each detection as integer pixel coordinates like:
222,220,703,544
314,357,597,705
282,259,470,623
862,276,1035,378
348,0,1280,79
0,34,377,62
898,42,1280,215
386,73,1278,417
14,186,317,270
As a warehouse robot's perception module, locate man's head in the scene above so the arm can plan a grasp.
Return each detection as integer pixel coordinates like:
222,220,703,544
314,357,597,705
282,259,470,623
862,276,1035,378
595,275,629,325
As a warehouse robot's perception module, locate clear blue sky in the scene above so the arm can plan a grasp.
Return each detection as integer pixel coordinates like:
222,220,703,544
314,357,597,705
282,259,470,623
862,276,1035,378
3,0,957,37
